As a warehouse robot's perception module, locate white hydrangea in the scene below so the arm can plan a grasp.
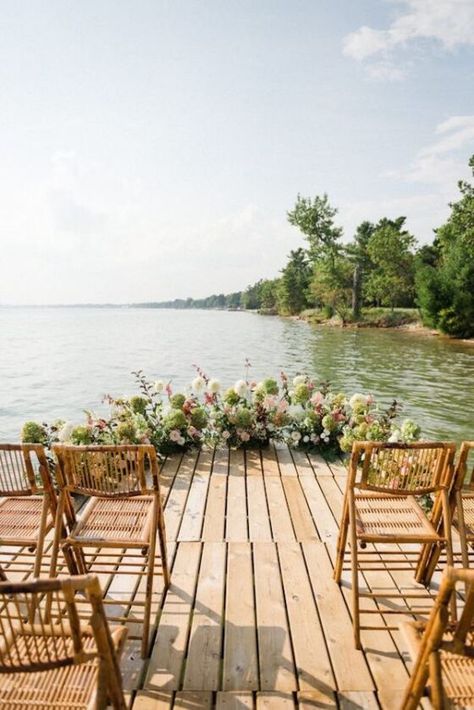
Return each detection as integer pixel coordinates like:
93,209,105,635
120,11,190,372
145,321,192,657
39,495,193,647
192,376,205,393
288,404,305,422
293,374,306,386
58,421,74,443
153,380,164,393
349,393,368,409
234,379,248,397
208,378,221,394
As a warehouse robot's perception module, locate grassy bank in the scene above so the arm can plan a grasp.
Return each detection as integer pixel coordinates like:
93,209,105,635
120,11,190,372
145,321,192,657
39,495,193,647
297,307,421,329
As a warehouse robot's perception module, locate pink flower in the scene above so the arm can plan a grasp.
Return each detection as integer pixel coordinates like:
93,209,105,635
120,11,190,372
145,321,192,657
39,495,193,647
165,383,173,397
169,429,181,442
311,391,324,406
239,431,251,442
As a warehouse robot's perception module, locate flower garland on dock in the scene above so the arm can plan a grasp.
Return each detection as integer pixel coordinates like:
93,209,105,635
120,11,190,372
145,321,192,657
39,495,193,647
21,369,421,456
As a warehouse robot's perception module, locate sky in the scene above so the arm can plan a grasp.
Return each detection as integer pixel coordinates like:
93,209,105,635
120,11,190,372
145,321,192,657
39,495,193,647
0,0,473,305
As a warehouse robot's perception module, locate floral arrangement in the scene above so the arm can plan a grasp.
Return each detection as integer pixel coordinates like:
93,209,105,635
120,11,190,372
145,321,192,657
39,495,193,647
21,367,421,457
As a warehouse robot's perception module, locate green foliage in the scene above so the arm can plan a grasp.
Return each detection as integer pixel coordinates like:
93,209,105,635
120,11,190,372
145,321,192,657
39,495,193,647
190,406,208,430
21,421,47,445
170,393,186,409
364,218,416,309
129,395,148,415
287,193,343,262
278,248,311,314
163,409,188,431
417,155,474,338
70,425,94,445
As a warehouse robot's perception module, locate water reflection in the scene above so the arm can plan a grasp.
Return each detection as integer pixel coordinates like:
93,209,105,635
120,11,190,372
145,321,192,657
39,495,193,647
0,308,472,442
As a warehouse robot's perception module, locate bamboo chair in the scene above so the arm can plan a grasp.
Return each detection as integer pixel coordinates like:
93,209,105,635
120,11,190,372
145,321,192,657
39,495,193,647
0,574,127,709
452,442,474,572
0,444,57,579
50,444,170,658
400,566,474,710
333,441,456,649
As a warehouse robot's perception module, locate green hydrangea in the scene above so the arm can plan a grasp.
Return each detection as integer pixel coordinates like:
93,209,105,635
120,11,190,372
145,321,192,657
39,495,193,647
170,393,186,410
366,422,385,441
164,409,187,431
293,383,310,404
21,421,47,444
70,425,94,445
321,414,336,432
190,406,208,430
262,378,279,395
224,388,240,405
233,407,253,428
116,421,138,443
339,434,354,452
129,396,148,415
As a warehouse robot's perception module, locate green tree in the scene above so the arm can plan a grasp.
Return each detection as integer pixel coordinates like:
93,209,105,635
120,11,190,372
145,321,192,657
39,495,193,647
346,221,375,319
416,155,474,337
364,217,416,310
287,193,343,264
278,249,311,315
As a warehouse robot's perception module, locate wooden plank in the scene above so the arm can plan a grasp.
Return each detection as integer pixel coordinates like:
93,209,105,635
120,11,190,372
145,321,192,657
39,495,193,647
195,449,215,475
213,448,229,475
264,477,295,542
261,445,280,476
302,542,374,692
133,690,173,709
223,543,258,690
297,690,337,708
298,476,339,551
290,450,314,477
338,692,380,709
216,692,254,709
275,444,298,476
245,449,262,476
165,453,198,541
257,692,296,709
226,475,248,541
183,542,226,690
247,477,272,541
254,543,296,691
281,477,319,541
326,457,349,477
160,454,184,504
144,542,201,691
174,692,213,708
202,476,227,541
229,449,245,476
306,452,333,476
278,543,335,693
317,477,344,523
178,461,211,542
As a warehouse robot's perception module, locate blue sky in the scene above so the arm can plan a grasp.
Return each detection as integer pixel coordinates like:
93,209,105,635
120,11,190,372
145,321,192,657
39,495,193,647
1,0,473,304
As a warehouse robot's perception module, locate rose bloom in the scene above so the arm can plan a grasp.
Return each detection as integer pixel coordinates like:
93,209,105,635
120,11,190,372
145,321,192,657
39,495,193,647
239,431,251,442
169,429,181,442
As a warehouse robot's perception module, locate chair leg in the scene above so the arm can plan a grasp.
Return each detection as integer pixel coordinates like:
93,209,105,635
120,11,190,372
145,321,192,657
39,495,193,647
349,493,361,649
456,491,469,572
142,501,159,658
157,504,170,589
33,495,51,578
334,494,349,584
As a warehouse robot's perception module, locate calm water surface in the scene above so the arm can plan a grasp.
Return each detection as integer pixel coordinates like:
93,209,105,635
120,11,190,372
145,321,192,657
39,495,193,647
0,307,473,442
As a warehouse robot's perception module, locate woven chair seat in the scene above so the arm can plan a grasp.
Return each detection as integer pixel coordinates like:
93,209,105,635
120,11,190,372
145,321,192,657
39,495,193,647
354,494,440,541
70,495,155,545
400,620,474,709
0,496,53,543
0,626,126,709
454,492,474,539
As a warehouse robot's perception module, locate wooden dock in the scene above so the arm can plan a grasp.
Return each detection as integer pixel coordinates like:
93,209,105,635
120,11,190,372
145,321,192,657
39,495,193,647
135,445,436,710
1,445,440,709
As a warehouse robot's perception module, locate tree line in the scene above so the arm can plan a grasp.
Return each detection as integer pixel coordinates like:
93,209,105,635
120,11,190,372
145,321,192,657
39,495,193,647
146,155,474,339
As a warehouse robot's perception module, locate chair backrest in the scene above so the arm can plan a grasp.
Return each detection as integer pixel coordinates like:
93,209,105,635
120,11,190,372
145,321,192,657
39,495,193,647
454,441,474,491
0,444,53,499
349,441,456,495
53,444,159,497
402,566,474,709
0,574,125,676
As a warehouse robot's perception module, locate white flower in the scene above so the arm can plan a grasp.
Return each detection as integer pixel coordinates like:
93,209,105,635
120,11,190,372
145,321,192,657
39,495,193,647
208,378,221,394
293,375,306,386
388,428,400,443
177,436,186,446
349,393,368,409
303,435,309,443
288,404,305,422
234,379,248,397
58,421,74,443
222,430,231,440
153,380,164,393
291,431,302,442
192,376,205,393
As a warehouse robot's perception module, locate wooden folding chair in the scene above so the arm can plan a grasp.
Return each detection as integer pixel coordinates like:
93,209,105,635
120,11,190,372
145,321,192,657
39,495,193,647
452,442,474,572
0,443,57,579
333,441,456,648
50,444,170,658
400,566,474,710
0,574,127,709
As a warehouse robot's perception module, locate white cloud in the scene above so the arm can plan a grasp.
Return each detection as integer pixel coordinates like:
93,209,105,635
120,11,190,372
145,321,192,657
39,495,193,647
343,0,474,79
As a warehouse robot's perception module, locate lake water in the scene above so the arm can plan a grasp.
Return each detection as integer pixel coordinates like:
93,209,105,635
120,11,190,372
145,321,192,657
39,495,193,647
0,307,473,442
